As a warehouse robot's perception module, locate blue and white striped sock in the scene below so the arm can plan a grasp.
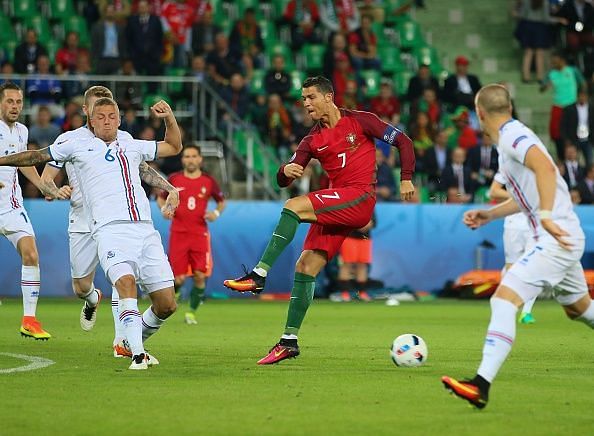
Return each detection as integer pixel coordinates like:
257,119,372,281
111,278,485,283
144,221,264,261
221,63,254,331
142,306,165,343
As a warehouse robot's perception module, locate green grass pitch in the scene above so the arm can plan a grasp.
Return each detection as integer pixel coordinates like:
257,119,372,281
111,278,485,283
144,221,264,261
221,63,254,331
0,298,592,435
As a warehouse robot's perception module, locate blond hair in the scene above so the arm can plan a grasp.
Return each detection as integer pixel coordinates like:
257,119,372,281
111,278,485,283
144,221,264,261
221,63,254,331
90,97,118,117
83,86,113,107
475,84,512,115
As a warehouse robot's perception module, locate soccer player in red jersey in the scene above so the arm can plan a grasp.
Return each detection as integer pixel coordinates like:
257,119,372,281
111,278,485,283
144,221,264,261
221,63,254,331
224,76,415,364
157,144,225,325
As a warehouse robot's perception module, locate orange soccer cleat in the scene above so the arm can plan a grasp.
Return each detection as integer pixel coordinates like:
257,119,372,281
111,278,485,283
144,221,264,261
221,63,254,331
441,376,488,409
20,316,51,340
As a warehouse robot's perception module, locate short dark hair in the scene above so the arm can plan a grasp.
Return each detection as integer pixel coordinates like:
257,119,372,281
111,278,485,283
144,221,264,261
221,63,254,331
183,144,201,156
302,76,334,94
0,82,22,100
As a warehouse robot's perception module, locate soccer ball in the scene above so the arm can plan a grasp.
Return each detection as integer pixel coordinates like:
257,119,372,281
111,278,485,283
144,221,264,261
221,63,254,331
390,334,428,367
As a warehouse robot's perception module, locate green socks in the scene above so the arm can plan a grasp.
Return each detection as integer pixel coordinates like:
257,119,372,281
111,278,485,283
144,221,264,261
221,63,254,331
284,272,316,336
189,286,205,311
256,208,301,272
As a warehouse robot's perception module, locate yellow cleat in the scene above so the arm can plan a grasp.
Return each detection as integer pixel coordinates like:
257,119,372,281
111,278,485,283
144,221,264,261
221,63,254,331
20,317,51,340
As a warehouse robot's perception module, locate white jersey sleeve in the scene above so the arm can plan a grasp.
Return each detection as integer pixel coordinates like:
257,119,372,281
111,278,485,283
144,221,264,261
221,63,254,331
493,171,506,185
127,139,158,162
498,130,537,164
48,138,76,163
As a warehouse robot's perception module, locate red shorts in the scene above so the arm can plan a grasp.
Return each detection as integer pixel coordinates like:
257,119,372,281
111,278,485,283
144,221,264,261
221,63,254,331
304,187,375,260
168,230,212,277
340,237,372,264
549,105,563,141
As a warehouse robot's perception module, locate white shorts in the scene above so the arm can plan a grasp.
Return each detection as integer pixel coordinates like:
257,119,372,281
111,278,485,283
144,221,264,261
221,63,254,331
94,222,174,293
69,231,99,279
502,234,588,306
503,227,530,265
0,207,35,247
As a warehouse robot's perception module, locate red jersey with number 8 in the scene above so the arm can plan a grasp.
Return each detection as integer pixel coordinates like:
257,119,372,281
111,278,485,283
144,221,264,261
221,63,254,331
165,172,224,233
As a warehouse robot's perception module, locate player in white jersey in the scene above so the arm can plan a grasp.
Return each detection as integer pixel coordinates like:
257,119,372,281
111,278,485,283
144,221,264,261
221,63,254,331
0,82,68,340
490,173,537,324
443,84,594,409
0,97,182,370
40,86,178,359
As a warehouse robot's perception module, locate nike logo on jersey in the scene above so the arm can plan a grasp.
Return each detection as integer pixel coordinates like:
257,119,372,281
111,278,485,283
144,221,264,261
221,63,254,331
176,187,186,191
317,146,329,151
57,140,68,145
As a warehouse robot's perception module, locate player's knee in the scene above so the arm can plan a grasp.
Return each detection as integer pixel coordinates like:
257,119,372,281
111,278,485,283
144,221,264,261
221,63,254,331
193,271,205,286
21,248,38,266
155,300,177,319
115,275,136,294
295,258,316,276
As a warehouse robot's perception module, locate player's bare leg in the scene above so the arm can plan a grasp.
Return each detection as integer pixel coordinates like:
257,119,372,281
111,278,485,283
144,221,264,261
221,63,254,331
73,272,102,331
258,250,326,365
224,195,316,293
354,262,371,302
185,270,206,325
17,236,50,340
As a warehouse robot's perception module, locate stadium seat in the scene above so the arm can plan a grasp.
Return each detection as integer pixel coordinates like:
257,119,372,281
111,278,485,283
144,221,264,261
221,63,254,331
0,14,16,43
12,0,38,19
165,67,187,97
249,69,266,95
1,40,17,63
289,70,305,99
48,0,74,21
23,15,52,45
143,93,170,109
371,22,387,47
360,70,381,98
45,39,60,65
393,70,414,96
258,19,278,47
378,46,404,73
414,45,439,69
271,0,290,19
397,21,424,50
63,16,90,48
266,42,294,70
301,44,325,73
236,0,263,18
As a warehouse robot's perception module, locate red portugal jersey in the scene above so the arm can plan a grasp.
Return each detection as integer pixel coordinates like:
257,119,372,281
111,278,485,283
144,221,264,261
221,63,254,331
277,109,415,189
164,171,224,233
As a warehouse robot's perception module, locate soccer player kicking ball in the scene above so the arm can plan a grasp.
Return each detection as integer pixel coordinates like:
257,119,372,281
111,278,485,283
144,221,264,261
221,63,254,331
41,86,177,358
224,76,415,364
156,144,225,325
442,84,594,409
0,98,182,370
0,82,69,340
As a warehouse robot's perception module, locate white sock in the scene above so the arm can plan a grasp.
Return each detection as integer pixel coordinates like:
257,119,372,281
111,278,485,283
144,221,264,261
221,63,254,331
253,267,267,277
21,265,40,317
281,334,298,340
80,284,99,307
477,298,517,383
522,297,536,315
576,300,594,329
142,307,165,342
111,287,124,345
118,298,144,356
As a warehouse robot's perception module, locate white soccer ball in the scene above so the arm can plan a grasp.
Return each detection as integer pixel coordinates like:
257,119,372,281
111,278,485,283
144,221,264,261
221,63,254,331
390,334,428,367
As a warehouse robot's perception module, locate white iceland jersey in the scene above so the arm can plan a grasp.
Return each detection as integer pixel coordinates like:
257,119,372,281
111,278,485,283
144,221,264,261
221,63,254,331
493,171,529,232
0,120,28,215
497,119,581,239
49,127,133,232
49,136,157,232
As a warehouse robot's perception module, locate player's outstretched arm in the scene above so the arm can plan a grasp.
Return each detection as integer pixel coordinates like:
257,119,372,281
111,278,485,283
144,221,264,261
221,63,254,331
489,180,510,203
151,100,182,158
139,162,179,218
39,164,71,200
0,148,52,167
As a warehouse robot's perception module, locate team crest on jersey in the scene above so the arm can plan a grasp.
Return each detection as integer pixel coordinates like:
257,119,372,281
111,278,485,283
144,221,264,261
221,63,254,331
107,251,115,259
346,132,359,151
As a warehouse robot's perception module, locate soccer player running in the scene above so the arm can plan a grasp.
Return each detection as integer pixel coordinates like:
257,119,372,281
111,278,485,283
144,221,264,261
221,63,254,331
0,98,182,370
489,174,537,324
0,82,68,340
224,76,415,364
40,86,178,358
156,144,226,325
442,84,594,409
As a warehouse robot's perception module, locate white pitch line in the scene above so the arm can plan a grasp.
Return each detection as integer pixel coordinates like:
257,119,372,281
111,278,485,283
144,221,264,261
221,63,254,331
0,353,55,374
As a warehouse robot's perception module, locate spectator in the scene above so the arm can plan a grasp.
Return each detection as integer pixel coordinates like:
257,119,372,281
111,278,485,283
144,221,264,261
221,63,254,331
513,0,557,83
26,55,64,118
55,32,89,74
323,32,349,78
409,111,436,158
560,89,594,167
440,147,474,201
220,73,250,120
320,0,361,33
251,94,269,139
266,93,293,157
59,99,83,131
91,3,128,74
264,55,291,99
446,106,478,150
467,132,499,189
97,0,131,23
63,52,92,99
14,29,48,74
577,163,594,203
332,52,356,107
423,129,451,192
229,7,264,70
139,125,156,140
559,143,585,189
348,14,380,71
206,33,242,88
369,81,400,125
191,9,221,56
375,148,397,201
416,88,441,125
120,107,143,137
160,0,197,67
555,0,594,53
407,64,440,104
28,106,62,148
343,79,364,110
69,112,85,130
126,0,164,80
442,55,482,110
282,0,321,50
115,59,143,110
540,50,585,160
570,188,582,204
185,55,208,99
